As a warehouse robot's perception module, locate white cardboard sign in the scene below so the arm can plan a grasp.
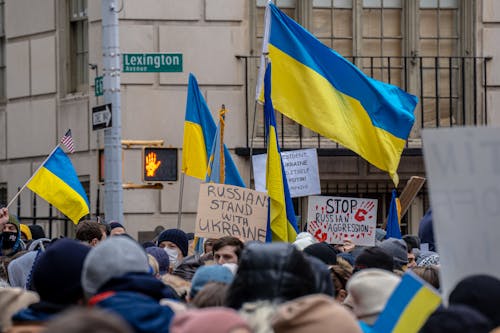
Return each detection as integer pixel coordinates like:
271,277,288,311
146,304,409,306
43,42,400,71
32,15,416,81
252,148,321,198
422,127,500,299
306,195,377,246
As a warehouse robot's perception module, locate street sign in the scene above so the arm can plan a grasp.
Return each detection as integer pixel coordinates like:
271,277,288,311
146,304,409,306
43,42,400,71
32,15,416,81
92,104,112,131
94,76,103,96
122,53,183,73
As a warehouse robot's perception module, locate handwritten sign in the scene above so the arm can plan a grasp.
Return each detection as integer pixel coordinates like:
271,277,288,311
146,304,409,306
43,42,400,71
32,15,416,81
195,183,268,242
306,195,377,246
423,127,500,300
252,148,321,198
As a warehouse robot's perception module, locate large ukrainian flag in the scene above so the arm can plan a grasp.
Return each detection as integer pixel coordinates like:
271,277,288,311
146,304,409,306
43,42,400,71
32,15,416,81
264,63,298,243
182,73,245,187
27,147,89,224
263,4,417,185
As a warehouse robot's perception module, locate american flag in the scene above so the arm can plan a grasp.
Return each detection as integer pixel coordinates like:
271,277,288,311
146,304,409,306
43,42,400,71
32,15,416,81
60,129,75,153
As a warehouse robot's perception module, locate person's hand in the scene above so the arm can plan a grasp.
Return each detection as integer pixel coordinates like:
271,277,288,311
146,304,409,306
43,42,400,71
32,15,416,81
341,238,355,253
0,208,9,232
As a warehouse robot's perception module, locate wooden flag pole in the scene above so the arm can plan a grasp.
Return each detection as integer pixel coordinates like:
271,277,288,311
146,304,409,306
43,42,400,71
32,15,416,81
219,105,226,184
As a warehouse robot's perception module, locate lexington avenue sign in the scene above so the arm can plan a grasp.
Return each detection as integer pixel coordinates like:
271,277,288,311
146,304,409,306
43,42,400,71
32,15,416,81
122,53,183,73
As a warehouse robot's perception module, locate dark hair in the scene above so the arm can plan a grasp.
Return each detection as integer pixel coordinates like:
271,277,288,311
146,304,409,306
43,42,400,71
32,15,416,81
330,258,353,294
412,266,440,289
212,236,244,259
191,282,229,308
75,221,104,243
402,235,421,253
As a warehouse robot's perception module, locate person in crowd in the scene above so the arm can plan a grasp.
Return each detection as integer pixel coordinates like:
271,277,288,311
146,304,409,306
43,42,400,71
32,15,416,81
271,294,362,333
27,225,46,241
8,250,37,289
0,214,25,257
418,208,435,252
353,246,394,273
330,257,353,303
303,242,338,266
81,236,176,333
378,238,408,272
19,224,32,244
186,232,195,256
202,238,217,257
75,221,106,247
0,286,39,332
420,304,493,333
157,229,189,268
402,235,420,269
41,308,134,333
190,282,230,309
416,252,440,267
292,232,317,251
188,264,233,302
343,268,401,326
226,242,317,327
412,266,440,290
146,246,170,277
170,307,252,333
11,238,90,330
109,222,127,236
448,274,500,328
212,236,244,265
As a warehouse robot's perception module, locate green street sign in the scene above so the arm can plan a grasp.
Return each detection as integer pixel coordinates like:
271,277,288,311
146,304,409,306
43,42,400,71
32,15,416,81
122,53,183,73
95,76,103,96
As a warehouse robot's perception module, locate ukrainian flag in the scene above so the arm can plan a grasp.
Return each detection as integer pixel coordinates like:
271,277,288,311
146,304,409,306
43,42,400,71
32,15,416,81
264,63,298,243
182,73,245,187
263,4,417,186
27,147,89,224
372,271,441,333
385,189,402,239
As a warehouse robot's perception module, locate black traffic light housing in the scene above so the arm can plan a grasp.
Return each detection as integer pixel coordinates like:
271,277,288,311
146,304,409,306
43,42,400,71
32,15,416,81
143,147,178,182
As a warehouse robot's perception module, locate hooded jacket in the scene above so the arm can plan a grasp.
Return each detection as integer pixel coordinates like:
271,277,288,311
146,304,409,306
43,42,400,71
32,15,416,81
226,242,317,309
88,272,175,333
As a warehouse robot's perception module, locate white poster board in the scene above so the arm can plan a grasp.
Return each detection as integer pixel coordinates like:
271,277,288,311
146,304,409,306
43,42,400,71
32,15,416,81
306,195,377,246
423,127,500,299
252,148,321,198
194,183,268,242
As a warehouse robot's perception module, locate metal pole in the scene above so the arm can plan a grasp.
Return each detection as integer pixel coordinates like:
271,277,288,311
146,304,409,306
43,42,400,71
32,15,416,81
102,0,123,223
177,173,185,229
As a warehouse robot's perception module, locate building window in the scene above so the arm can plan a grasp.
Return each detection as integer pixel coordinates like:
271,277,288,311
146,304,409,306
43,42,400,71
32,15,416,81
69,0,88,93
0,0,5,101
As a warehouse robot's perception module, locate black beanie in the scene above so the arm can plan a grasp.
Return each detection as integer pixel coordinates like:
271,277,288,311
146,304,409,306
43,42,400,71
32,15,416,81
32,238,90,304
303,242,338,265
420,305,493,333
354,246,394,272
157,229,189,256
449,274,500,327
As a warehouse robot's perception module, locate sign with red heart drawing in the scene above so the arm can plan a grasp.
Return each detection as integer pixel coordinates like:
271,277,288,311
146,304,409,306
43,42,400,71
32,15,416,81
306,195,378,246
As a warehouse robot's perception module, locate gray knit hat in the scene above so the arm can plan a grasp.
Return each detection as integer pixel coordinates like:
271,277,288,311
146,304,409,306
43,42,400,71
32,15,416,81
379,238,408,269
81,236,150,295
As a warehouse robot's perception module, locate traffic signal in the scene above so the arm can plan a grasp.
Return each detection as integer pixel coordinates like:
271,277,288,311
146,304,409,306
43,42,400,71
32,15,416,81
143,147,178,182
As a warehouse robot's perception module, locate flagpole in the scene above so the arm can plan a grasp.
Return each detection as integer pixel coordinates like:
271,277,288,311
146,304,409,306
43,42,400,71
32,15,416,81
219,105,226,184
177,173,185,229
6,144,61,209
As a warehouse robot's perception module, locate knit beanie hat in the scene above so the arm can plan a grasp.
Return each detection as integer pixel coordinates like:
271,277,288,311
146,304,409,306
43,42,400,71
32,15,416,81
354,246,394,272
272,294,362,333
145,246,170,275
19,224,32,240
28,225,46,240
109,221,125,230
32,238,91,304
292,232,318,251
7,215,20,231
190,265,234,298
420,304,494,333
81,236,150,295
449,274,500,327
303,242,338,265
379,238,408,269
157,229,188,257
0,287,39,331
170,308,251,333
343,268,401,324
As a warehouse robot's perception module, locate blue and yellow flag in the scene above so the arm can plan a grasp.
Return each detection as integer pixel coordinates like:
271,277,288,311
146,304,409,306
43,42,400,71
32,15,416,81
264,63,298,243
262,3,417,185
385,189,402,239
182,73,245,187
372,271,441,333
27,147,89,224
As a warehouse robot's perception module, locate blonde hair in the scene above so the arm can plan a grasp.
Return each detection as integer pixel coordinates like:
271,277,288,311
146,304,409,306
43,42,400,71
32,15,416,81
147,254,159,276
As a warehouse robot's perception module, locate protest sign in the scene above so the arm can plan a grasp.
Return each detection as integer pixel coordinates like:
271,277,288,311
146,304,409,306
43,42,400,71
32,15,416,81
252,148,321,198
422,127,500,300
195,183,268,242
306,195,377,246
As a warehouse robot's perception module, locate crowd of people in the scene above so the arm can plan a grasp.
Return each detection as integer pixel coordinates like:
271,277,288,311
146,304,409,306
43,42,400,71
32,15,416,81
0,206,499,333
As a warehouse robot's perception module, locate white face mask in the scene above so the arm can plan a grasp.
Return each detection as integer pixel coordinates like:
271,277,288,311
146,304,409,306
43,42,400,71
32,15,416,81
164,247,179,267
